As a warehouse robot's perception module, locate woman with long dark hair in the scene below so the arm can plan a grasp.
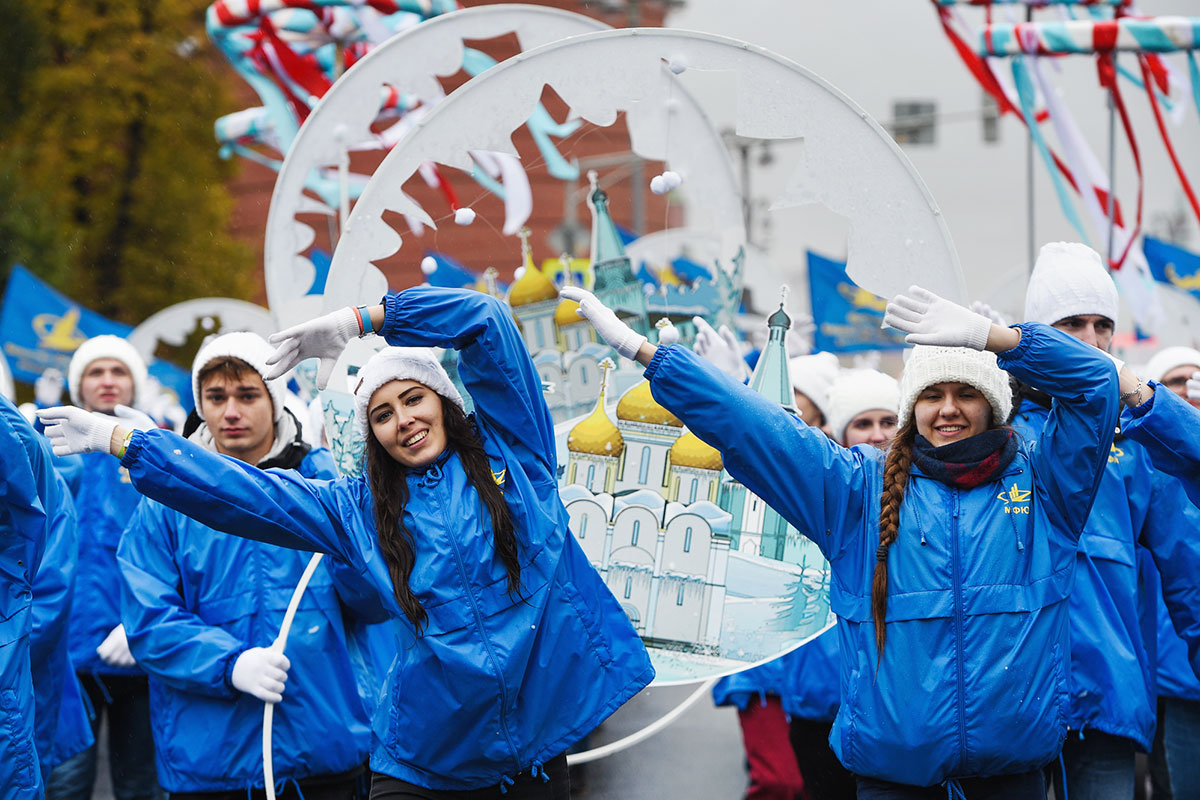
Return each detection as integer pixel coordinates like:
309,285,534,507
38,287,654,799
558,282,1142,799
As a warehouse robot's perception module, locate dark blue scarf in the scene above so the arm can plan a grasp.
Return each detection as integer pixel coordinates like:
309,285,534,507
912,429,1018,489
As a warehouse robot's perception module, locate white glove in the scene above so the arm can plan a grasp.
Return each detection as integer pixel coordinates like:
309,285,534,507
968,301,1009,328
692,316,749,381
883,286,992,350
36,406,119,457
560,287,647,360
230,647,290,704
265,307,361,390
92,404,157,433
35,368,65,407
96,624,136,668
1188,371,1200,402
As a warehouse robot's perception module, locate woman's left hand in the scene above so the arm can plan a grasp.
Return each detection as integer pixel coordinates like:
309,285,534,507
884,286,992,350
265,307,362,390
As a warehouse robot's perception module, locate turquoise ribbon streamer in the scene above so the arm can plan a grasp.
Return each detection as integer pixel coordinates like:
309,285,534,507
1011,56,1091,243
1189,52,1200,129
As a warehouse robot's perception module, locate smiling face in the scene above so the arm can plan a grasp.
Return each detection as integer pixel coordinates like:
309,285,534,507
842,409,899,449
199,364,276,465
368,379,447,469
1052,313,1115,352
912,382,993,447
79,358,134,413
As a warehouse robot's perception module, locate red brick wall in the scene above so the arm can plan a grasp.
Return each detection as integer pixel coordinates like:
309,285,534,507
222,0,676,302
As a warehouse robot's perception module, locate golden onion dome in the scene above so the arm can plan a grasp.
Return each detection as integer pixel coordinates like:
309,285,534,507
670,432,723,471
568,395,624,457
616,380,682,427
555,297,584,327
507,261,558,307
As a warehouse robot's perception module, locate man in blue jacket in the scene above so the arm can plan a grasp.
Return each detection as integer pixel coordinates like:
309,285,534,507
47,334,160,800
117,332,374,798
1011,243,1200,799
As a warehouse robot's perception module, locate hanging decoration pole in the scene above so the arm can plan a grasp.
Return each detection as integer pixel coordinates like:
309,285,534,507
1025,5,1035,270
1105,91,1117,269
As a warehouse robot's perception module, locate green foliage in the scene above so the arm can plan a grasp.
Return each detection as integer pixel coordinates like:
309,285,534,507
0,0,254,325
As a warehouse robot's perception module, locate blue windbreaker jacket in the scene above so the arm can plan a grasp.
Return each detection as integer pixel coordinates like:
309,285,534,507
1121,383,1200,507
117,287,654,790
645,324,1118,787
55,449,145,677
118,440,373,793
0,394,57,797
29,467,94,776
1011,398,1200,749
712,630,840,724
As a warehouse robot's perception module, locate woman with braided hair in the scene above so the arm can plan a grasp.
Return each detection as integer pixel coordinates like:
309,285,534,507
559,283,1143,798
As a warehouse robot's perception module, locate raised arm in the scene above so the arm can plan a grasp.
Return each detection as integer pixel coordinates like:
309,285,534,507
997,323,1119,537
375,287,558,480
643,344,870,562
1121,383,1200,505
35,406,364,563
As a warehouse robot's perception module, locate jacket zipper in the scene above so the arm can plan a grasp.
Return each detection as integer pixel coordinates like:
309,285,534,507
951,489,968,774
437,474,521,772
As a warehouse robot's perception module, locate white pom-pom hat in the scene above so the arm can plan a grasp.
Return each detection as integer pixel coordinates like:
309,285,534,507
1144,346,1200,382
353,347,464,438
898,346,1012,429
1023,242,1119,327
827,369,900,444
191,331,284,421
68,335,148,407
789,352,840,422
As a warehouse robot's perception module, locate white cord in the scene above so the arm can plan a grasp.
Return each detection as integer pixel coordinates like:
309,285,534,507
263,552,325,800
565,677,719,765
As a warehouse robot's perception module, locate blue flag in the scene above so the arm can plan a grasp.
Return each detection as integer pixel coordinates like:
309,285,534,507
0,265,192,408
806,251,906,353
1143,236,1200,303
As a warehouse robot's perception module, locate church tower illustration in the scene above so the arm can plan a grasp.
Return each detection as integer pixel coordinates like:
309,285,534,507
586,170,649,338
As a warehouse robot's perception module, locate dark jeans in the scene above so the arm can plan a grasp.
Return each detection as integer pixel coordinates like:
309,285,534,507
369,754,569,800
47,673,161,800
855,769,1045,800
1049,729,1135,800
1150,697,1200,800
788,717,855,800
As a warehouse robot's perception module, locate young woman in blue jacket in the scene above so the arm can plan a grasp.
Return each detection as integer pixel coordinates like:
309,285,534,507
38,287,654,799
558,282,1134,798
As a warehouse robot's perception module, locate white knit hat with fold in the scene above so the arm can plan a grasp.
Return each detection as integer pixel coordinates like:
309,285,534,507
192,331,284,420
1023,242,1119,327
789,352,840,422
827,369,900,444
353,347,464,438
898,346,1012,429
68,335,148,407
1143,346,1200,383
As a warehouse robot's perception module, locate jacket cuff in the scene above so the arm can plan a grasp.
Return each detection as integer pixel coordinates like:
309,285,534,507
221,648,245,695
643,343,675,381
119,430,148,469
994,322,1035,369
1126,380,1160,418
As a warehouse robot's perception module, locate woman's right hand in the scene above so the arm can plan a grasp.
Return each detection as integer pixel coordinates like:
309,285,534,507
265,307,364,390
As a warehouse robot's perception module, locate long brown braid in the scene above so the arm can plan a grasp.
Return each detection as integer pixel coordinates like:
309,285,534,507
872,417,918,661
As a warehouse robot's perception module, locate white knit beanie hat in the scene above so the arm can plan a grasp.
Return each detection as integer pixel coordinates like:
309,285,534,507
68,335,148,407
789,352,840,422
1023,242,1119,327
898,346,1012,429
353,347,464,438
192,331,284,421
1144,346,1200,382
827,369,900,444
